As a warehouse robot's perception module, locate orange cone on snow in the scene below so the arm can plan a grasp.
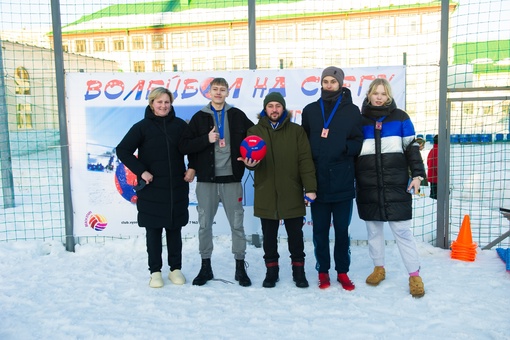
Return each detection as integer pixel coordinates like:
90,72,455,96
450,214,477,262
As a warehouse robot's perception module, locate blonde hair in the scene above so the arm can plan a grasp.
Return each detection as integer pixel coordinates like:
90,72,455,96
366,78,393,106
148,87,174,110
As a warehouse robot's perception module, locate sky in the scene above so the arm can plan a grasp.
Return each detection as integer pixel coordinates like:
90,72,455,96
1,235,509,339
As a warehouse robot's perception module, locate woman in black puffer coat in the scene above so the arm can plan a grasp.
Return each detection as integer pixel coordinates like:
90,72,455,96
355,78,426,298
116,87,194,288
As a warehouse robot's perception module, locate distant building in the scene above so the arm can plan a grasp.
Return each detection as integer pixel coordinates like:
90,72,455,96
52,0,458,119
1,40,119,130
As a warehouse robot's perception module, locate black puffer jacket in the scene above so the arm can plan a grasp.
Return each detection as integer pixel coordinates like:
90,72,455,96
302,87,363,203
116,105,189,229
355,99,425,221
179,104,254,182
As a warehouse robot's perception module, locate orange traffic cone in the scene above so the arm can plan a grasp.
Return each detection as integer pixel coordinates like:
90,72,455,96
450,214,477,262
456,215,473,245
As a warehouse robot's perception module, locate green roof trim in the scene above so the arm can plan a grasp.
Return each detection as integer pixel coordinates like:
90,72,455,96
64,0,300,28
453,40,510,74
64,0,449,29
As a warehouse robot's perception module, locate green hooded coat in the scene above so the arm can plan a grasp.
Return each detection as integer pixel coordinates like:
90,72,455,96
248,111,317,220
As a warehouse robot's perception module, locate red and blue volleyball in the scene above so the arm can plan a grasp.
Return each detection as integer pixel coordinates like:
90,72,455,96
114,163,138,203
240,135,267,161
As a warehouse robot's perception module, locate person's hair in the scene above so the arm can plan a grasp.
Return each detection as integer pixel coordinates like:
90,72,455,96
148,87,174,109
210,77,229,89
366,78,393,106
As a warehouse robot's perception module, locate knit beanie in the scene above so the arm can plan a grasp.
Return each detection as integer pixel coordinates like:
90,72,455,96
321,66,345,86
433,135,438,144
263,92,286,110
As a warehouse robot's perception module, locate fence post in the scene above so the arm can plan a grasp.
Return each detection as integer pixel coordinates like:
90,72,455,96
51,0,75,252
0,39,16,209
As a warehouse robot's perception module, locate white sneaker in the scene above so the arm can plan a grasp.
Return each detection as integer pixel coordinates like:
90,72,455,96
168,269,186,285
149,272,164,288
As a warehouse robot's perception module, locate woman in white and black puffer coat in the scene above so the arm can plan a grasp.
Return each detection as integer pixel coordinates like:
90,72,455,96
355,78,426,298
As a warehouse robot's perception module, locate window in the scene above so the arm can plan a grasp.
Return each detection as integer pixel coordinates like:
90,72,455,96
212,30,227,46
256,27,272,44
301,51,317,68
132,36,144,50
172,59,184,71
299,23,319,40
15,67,31,95
463,103,474,115
152,60,165,72
348,19,369,38
278,53,293,69
93,39,105,52
276,25,295,42
321,21,345,40
233,55,248,70
62,42,69,53
257,54,271,69
192,58,206,71
152,34,164,50
113,39,125,51
213,57,227,70
171,33,186,48
190,31,206,47
232,29,246,45
16,103,33,129
133,61,145,72
75,39,86,53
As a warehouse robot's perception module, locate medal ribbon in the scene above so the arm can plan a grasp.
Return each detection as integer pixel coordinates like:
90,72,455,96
211,104,226,139
319,95,342,130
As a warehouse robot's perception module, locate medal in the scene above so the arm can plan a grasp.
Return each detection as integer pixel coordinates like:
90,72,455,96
219,139,226,147
321,128,329,138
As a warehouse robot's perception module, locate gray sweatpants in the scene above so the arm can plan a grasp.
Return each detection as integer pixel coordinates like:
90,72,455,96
196,182,247,260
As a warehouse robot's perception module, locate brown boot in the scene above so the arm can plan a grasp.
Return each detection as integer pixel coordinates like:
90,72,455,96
366,266,385,286
409,276,425,298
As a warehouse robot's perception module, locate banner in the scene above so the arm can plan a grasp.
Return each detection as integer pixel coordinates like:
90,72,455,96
66,66,406,239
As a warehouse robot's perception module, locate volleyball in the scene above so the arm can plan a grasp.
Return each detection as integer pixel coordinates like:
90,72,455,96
114,163,138,203
240,135,267,161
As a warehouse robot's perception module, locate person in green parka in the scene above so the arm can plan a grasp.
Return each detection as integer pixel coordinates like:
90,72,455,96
238,92,317,288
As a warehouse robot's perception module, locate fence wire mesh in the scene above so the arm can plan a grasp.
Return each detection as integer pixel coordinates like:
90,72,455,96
0,0,509,248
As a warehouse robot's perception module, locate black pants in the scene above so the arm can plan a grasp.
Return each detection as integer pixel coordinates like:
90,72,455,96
146,227,182,273
261,217,305,263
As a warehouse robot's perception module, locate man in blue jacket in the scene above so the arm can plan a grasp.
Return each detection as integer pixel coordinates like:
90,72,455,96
302,66,363,290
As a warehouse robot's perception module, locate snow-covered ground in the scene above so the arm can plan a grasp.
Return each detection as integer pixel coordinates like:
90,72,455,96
0,235,508,339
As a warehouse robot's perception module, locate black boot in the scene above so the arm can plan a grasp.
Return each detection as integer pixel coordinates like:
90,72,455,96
235,259,252,287
262,262,279,288
192,258,213,286
292,261,309,288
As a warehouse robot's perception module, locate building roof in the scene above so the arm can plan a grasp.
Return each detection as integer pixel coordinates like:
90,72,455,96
453,40,510,74
61,0,447,33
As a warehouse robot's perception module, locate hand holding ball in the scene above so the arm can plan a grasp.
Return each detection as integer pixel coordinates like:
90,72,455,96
240,135,267,161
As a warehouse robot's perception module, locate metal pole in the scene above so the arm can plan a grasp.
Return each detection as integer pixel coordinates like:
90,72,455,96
50,0,75,252
0,39,16,208
436,0,451,249
248,0,256,70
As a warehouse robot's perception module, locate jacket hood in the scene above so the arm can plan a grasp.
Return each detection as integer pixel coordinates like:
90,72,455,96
201,102,233,114
144,104,176,121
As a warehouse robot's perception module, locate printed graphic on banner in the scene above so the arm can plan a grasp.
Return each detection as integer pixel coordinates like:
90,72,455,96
66,67,405,238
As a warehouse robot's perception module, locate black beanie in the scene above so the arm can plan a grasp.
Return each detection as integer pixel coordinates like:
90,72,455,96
263,92,286,110
433,135,438,144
